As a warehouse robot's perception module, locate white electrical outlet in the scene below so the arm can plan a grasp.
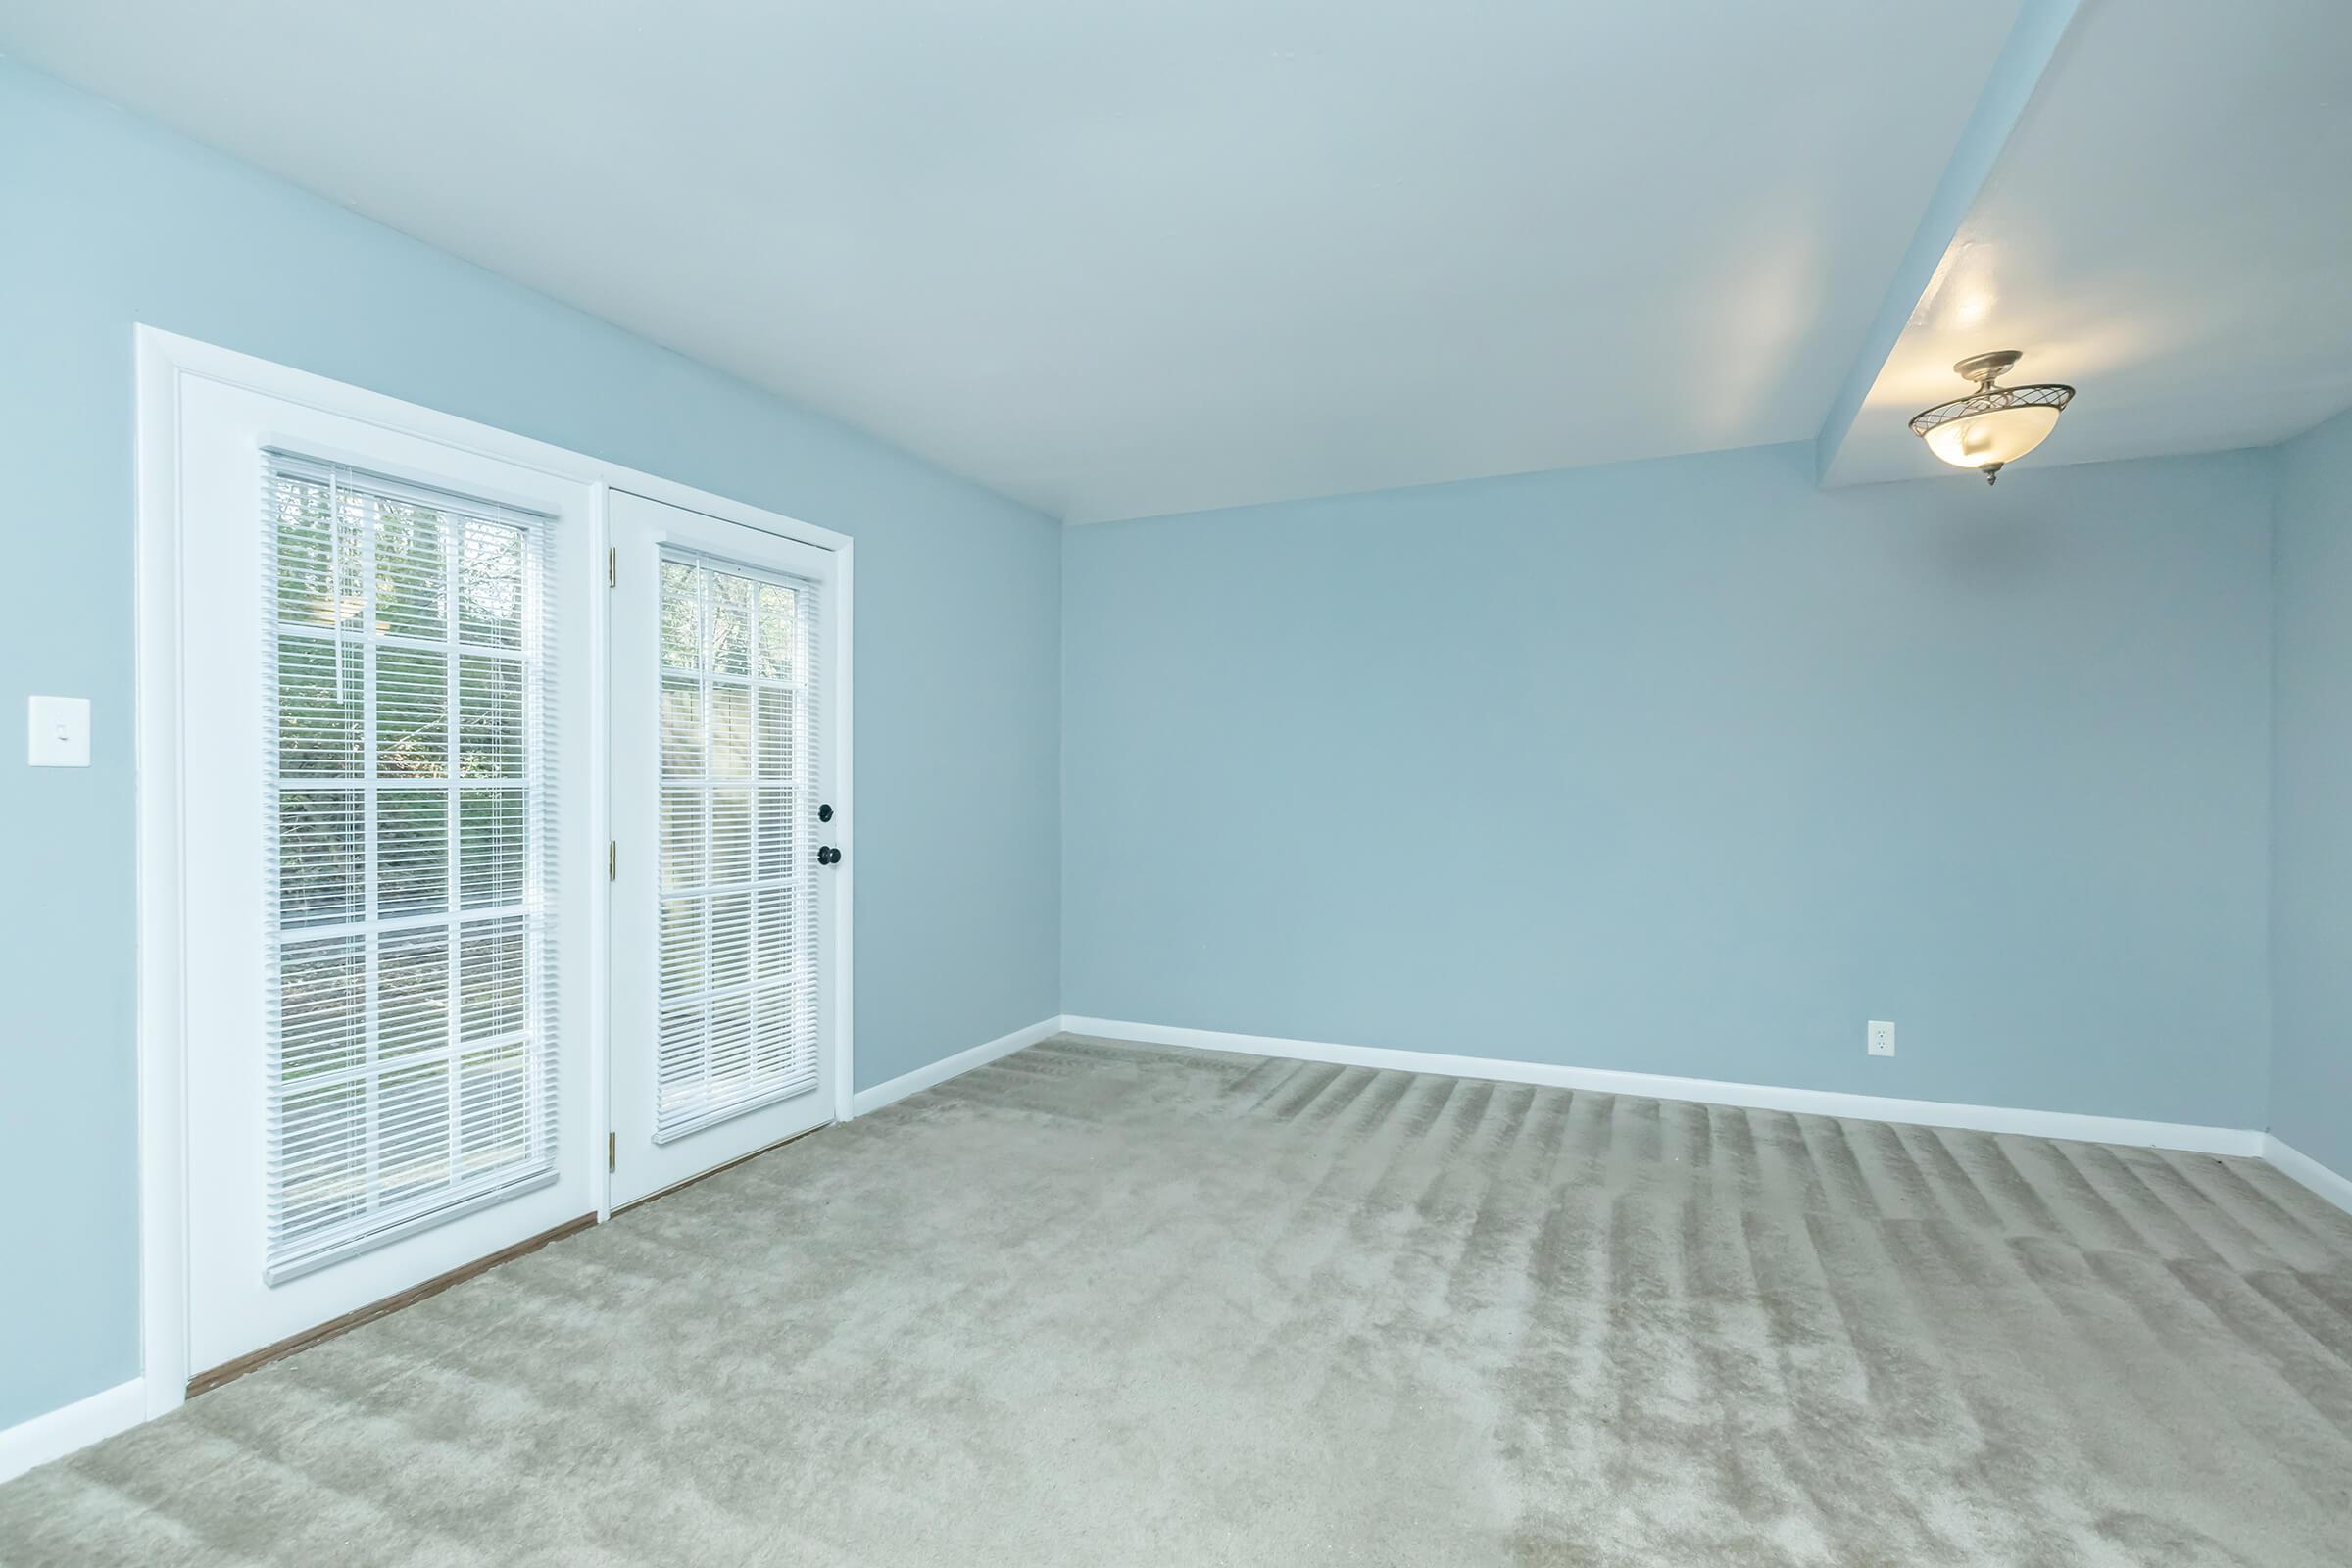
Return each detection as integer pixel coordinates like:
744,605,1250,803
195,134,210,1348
1867,1020,1896,1057
26,695,90,767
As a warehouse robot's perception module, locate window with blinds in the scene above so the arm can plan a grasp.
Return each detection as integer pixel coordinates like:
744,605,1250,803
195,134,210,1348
262,453,560,1283
654,549,822,1140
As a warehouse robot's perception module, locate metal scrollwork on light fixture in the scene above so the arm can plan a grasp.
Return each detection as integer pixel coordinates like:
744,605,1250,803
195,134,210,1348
1909,350,2075,484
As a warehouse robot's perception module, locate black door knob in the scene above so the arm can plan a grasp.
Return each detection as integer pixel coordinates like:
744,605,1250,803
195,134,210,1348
817,845,841,866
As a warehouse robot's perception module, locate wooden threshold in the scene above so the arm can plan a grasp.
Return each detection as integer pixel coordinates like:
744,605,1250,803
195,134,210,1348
186,1211,597,1399
611,1121,830,1217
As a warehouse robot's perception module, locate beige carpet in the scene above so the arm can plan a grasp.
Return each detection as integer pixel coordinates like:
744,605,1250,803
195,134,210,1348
4,1034,2349,1565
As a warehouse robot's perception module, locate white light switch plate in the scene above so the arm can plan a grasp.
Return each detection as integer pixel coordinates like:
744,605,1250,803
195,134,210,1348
27,695,91,767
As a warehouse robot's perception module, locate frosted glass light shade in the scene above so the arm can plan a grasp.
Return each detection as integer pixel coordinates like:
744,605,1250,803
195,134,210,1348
1907,352,2074,484
1922,403,2062,470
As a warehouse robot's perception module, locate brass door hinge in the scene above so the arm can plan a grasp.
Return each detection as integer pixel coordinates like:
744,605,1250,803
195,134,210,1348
608,547,616,588
608,841,617,881
608,1131,617,1172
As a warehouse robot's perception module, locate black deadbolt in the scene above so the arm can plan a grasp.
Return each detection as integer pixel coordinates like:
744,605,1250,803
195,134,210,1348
818,803,834,822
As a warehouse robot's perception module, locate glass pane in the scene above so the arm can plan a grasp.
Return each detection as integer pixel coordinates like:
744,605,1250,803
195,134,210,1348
755,889,790,977
756,688,792,779
457,1041,530,1176
753,984,796,1076
375,646,450,778
458,656,524,779
757,788,791,881
709,891,754,991
272,478,363,632
277,1079,367,1239
457,518,524,649
373,503,448,639
660,677,703,781
660,560,701,670
265,465,554,1272
661,786,706,893
279,934,367,1079
459,917,527,1042
710,788,754,885
648,553,822,1138
377,1059,454,1202
710,572,752,676
377,789,451,917
458,788,526,909
377,926,452,1059
660,897,707,996
656,1009,704,1115
710,683,753,779
279,789,364,927
708,992,755,1089
754,582,796,681
278,635,363,777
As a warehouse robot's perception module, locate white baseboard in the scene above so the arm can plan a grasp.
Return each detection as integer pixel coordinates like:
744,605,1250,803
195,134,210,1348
0,1378,146,1485
1061,1016,2267,1157
2263,1135,2352,1218
850,1015,1065,1117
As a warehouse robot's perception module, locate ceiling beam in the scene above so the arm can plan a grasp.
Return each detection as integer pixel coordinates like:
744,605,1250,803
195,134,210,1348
1812,0,2081,486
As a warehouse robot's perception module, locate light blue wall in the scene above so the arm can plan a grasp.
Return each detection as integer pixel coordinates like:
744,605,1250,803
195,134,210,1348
1063,441,2275,1129
2270,406,2352,1177
0,60,1059,1430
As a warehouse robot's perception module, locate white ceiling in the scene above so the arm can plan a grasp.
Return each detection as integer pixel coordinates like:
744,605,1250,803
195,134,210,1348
2,0,2031,521
1826,0,2352,485
7,1,2346,515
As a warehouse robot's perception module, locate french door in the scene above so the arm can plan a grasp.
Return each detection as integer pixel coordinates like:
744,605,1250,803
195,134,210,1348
607,491,842,1208
175,372,596,1378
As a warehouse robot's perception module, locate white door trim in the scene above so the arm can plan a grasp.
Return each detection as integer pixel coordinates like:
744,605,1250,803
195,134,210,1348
133,325,855,1426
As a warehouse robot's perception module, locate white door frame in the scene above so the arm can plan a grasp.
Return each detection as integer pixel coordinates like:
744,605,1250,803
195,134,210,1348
133,326,854,1420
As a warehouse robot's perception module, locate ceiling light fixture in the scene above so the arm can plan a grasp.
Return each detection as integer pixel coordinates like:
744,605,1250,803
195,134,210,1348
1908,350,2074,484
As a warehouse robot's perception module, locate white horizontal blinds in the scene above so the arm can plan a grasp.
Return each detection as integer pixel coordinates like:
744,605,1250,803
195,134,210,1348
262,452,560,1283
654,549,821,1141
